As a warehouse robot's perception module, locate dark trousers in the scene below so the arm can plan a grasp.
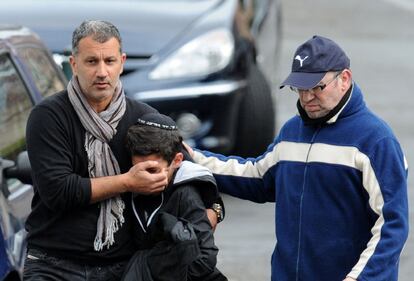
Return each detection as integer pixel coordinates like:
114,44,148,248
23,249,127,281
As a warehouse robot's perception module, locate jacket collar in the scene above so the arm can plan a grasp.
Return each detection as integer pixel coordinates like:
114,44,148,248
329,82,365,123
172,161,216,186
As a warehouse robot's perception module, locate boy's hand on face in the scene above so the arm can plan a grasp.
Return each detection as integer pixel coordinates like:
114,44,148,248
126,160,168,194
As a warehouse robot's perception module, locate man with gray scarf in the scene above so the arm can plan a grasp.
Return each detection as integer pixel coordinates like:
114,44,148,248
24,20,169,280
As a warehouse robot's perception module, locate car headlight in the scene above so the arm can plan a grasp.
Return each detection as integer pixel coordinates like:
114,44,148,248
149,28,234,80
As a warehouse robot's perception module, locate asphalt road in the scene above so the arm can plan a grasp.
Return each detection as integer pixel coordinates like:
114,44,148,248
215,0,414,280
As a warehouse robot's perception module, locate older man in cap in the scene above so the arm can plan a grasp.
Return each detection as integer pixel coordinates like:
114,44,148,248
187,35,409,281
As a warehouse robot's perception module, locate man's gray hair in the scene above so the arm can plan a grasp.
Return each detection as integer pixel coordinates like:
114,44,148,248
72,20,122,55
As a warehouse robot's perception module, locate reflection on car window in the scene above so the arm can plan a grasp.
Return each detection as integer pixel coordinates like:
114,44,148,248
0,54,32,159
17,47,65,98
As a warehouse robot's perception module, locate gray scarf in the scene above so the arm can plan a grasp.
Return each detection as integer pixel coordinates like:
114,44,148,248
68,77,126,251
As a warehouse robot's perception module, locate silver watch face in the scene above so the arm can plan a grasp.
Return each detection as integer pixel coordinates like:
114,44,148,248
212,203,223,221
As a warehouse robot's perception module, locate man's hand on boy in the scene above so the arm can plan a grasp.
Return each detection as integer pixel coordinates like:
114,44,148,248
182,141,194,158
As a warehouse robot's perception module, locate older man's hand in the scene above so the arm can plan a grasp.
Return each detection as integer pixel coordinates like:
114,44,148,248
182,141,195,158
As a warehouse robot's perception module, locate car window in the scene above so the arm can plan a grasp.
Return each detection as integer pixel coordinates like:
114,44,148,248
17,47,65,98
0,53,32,160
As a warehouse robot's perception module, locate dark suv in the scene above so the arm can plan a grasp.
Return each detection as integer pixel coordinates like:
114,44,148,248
0,25,67,280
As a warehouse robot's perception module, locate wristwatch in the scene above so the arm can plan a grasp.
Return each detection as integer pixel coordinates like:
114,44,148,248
211,203,224,223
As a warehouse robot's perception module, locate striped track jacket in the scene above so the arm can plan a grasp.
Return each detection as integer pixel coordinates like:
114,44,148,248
193,83,409,281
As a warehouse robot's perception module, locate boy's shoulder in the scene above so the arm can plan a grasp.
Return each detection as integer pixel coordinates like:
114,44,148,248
167,161,220,209
172,161,216,187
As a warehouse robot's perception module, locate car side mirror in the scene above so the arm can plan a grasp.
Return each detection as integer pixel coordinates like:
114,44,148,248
0,157,13,197
3,151,32,185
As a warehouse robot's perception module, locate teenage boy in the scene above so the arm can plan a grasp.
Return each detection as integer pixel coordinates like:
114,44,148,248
122,112,227,281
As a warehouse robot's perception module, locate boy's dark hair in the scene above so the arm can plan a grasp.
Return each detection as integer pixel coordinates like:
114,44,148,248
125,113,183,164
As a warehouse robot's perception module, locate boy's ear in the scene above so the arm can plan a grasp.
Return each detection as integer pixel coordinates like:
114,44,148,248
172,152,184,168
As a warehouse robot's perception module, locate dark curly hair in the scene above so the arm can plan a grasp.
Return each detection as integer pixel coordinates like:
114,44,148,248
125,122,183,164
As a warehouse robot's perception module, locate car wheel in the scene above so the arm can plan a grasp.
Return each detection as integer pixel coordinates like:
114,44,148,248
233,64,276,158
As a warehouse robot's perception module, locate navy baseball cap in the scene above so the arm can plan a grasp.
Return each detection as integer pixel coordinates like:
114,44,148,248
280,35,350,89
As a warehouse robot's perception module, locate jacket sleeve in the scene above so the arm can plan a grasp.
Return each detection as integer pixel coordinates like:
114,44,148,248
175,187,222,280
192,142,277,203
26,103,91,211
348,137,409,280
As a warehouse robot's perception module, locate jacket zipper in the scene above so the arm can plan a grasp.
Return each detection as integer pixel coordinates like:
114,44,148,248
132,193,164,233
295,126,321,281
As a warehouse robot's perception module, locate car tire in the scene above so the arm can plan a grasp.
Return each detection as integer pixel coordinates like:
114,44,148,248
233,64,276,158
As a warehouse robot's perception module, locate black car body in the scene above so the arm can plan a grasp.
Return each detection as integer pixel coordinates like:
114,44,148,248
0,25,67,280
0,0,282,157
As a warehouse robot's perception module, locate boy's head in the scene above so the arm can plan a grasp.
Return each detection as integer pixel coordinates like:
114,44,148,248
125,113,184,182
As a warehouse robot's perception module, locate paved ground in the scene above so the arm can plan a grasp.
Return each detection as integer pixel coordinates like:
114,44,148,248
215,0,414,280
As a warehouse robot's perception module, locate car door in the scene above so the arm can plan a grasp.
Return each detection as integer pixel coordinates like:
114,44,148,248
0,49,32,280
0,26,68,280
0,38,67,219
